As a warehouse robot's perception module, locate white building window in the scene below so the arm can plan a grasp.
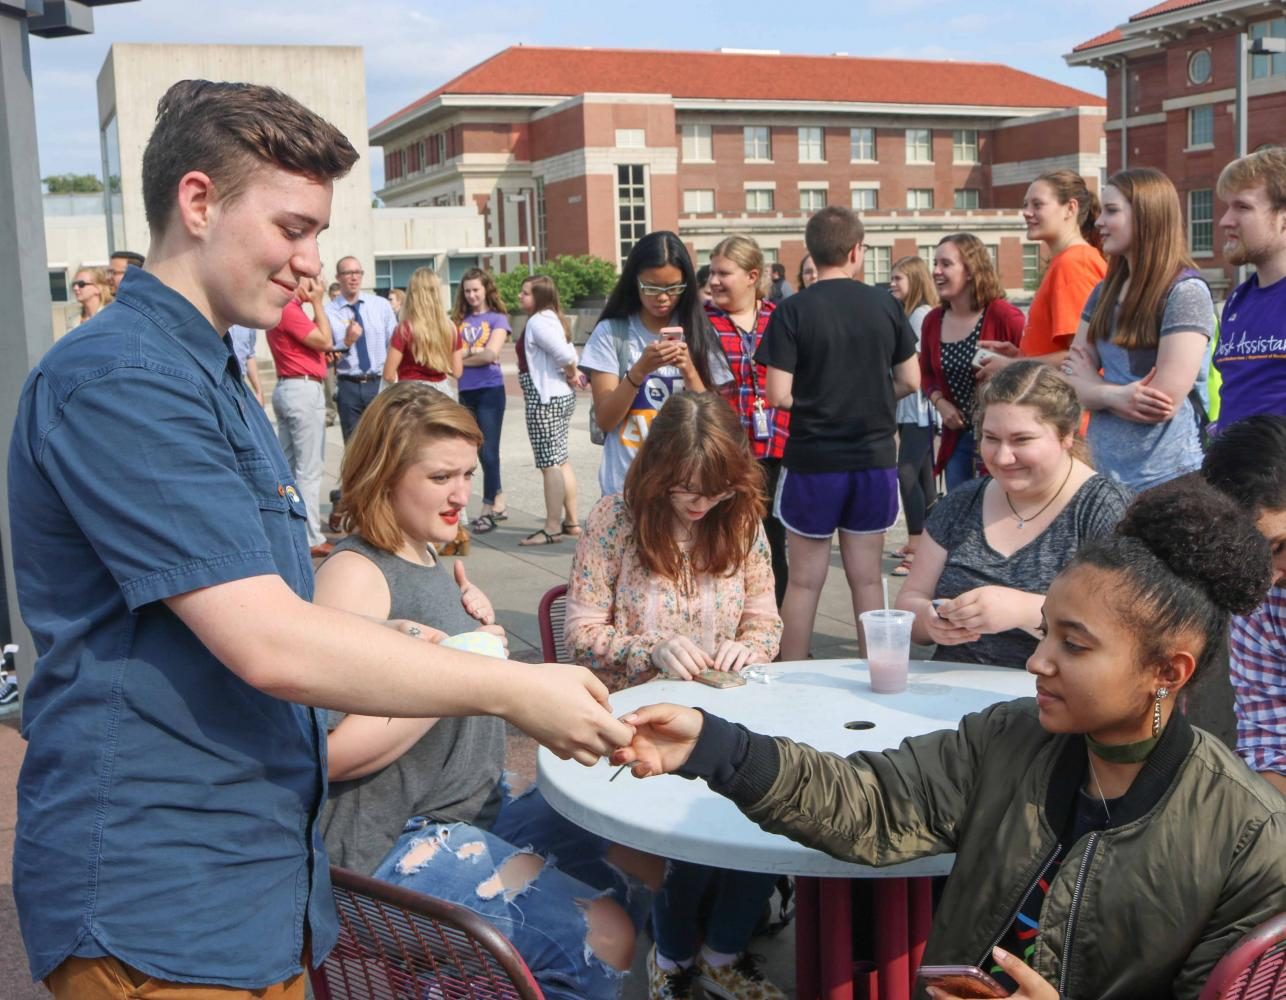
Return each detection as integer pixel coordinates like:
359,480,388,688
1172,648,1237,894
434,133,446,164
744,126,772,161
761,247,779,264
953,188,980,210
864,246,891,285
681,124,712,161
952,129,978,163
1188,50,1212,85
618,164,648,263
798,126,825,163
800,187,827,212
986,244,999,267
907,188,934,210
1023,244,1042,290
615,129,645,149
919,245,936,269
851,188,877,212
850,127,875,161
1188,105,1214,147
1250,17,1286,79
535,177,547,264
745,187,775,212
683,189,715,214
1189,189,1214,253
906,128,932,163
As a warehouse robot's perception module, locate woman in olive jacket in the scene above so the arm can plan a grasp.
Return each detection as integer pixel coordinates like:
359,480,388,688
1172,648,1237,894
614,478,1286,1000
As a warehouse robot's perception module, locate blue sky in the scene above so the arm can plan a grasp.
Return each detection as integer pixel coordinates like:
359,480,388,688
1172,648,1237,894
29,0,1135,192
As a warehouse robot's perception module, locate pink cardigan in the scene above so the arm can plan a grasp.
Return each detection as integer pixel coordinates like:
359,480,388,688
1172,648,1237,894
919,300,1025,475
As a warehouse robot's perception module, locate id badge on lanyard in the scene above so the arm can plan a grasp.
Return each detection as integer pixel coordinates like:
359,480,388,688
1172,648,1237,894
741,325,770,441
751,398,770,441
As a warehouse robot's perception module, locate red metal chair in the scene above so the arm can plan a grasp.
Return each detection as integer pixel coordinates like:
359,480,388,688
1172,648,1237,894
312,865,545,1000
1198,913,1286,1000
537,584,569,663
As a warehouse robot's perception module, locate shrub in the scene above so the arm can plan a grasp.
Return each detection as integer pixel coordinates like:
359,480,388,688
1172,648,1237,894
494,255,618,314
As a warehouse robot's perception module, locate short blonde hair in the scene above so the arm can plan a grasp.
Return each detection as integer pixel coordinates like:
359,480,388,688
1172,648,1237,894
338,382,482,553
1217,147,1286,212
710,235,769,300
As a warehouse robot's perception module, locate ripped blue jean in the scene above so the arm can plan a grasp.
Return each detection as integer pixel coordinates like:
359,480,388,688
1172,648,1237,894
372,787,644,1000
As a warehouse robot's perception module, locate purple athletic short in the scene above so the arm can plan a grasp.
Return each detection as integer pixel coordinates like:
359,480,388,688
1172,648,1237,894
774,467,899,538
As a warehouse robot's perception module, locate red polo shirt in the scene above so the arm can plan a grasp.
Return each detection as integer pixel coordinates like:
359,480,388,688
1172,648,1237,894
266,300,327,379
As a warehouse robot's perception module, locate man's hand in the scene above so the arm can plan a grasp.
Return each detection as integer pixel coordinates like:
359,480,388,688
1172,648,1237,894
454,561,495,625
507,664,634,766
611,703,705,778
344,319,363,347
651,636,714,680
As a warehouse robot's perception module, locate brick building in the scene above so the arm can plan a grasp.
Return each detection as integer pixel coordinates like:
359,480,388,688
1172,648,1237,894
1067,0,1286,290
372,47,1106,293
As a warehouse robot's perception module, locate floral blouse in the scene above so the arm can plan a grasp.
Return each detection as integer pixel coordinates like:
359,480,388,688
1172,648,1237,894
565,494,783,691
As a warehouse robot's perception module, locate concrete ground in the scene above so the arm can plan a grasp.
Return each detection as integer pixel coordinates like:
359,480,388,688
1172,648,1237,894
0,345,916,998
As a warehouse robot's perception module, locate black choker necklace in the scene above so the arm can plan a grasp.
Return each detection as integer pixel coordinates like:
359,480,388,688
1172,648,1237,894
1085,733,1158,764
1004,457,1074,529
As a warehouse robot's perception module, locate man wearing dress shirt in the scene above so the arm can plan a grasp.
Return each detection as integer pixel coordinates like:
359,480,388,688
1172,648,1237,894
325,256,397,441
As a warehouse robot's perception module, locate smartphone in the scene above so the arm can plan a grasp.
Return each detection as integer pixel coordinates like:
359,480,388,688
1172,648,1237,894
916,965,1007,999
695,669,746,689
931,598,950,619
971,346,1003,368
660,326,684,342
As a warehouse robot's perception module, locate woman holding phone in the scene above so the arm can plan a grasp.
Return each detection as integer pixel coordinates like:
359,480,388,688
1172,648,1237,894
1062,168,1214,492
919,234,1024,490
579,231,731,496
613,477,1286,1000
566,392,786,1000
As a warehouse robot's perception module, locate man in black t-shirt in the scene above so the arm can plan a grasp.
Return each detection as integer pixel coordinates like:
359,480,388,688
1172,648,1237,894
755,206,920,659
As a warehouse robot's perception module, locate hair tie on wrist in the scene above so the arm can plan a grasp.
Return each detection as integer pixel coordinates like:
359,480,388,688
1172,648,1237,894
625,371,642,388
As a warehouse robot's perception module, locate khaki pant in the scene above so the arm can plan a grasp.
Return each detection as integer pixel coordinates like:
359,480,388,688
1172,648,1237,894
44,955,304,999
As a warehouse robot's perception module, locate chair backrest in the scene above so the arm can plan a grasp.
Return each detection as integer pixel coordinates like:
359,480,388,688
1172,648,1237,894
537,584,569,663
1198,913,1286,1000
312,865,545,1000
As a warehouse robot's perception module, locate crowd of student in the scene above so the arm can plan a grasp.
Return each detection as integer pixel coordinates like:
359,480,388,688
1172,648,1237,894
4,78,1284,1000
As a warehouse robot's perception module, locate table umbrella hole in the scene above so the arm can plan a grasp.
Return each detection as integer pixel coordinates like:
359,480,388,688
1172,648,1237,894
844,721,876,731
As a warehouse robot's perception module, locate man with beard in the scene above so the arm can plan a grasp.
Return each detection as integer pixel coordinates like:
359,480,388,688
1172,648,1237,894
1214,148,1286,428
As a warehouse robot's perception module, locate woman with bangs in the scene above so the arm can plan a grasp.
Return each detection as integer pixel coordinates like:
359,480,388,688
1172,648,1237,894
566,391,787,1000
317,382,648,1000
1062,167,1215,492
382,267,463,395
920,233,1025,490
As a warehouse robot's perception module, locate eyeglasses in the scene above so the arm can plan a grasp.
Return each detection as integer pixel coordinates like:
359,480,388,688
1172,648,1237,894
638,280,687,298
71,281,94,290
338,269,364,277
669,488,736,504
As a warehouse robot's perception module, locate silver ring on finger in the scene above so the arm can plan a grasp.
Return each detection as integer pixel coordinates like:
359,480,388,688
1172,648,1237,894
406,625,422,638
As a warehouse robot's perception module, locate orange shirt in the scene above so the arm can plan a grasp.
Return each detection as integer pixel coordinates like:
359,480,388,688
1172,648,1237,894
1020,243,1107,357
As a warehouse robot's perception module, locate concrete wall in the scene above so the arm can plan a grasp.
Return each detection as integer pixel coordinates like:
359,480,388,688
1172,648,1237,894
96,43,375,283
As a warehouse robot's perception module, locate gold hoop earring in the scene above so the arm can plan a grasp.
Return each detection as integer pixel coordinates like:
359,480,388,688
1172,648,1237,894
1152,687,1170,738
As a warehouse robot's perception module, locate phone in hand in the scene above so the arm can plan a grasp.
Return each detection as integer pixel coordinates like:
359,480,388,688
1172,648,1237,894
931,598,950,620
916,965,1007,998
660,326,685,342
971,346,1003,368
694,669,746,689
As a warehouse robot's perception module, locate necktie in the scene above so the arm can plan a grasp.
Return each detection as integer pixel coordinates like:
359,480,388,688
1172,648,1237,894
349,300,372,373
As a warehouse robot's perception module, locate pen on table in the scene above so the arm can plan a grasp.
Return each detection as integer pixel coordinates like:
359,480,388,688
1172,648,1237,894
610,763,629,782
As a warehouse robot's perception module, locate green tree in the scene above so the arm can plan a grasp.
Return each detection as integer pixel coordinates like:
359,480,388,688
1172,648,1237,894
44,173,104,194
494,255,618,314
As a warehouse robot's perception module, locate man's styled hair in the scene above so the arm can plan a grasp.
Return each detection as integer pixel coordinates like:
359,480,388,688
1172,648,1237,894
109,250,145,267
142,80,359,235
1217,147,1286,212
805,206,864,267
771,262,786,280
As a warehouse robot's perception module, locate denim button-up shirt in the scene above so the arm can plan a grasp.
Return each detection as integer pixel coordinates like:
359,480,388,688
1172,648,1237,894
7,268,337,986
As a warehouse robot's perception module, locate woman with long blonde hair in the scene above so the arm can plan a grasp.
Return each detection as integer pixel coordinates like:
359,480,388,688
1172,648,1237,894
888,255,939,573
71,266,113,327
382,268,463,396
1062,167,1214,491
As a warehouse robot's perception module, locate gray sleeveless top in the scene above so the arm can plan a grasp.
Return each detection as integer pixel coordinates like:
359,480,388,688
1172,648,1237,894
319,535,506,874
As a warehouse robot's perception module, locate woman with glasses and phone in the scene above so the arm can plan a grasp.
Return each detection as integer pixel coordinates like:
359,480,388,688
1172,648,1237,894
579,231,731,496
566,392,787,1000
70,266,114,328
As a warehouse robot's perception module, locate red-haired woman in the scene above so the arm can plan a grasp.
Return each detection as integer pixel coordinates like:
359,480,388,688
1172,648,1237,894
920,233,1025,490
566,391,786,1000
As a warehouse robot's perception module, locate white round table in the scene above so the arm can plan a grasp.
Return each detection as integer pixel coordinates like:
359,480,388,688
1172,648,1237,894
538,658,1034,1000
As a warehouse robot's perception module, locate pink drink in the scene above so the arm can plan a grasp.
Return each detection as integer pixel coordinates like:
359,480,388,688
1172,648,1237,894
868,652,909,693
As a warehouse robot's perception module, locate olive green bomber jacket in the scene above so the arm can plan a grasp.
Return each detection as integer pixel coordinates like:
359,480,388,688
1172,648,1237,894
697,699,1286,999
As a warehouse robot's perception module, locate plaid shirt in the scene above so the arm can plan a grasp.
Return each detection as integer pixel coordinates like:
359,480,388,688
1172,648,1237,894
705,301,789,460
1229,583,1286,776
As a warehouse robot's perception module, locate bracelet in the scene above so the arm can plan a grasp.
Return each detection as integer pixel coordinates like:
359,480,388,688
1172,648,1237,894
624,370,642,388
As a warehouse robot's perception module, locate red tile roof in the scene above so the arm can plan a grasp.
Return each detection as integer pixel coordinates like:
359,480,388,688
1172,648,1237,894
373,46,1104,132
1073,0,1218,52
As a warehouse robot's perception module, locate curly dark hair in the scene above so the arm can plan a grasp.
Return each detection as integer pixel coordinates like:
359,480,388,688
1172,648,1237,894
1202,414,1286,517
1070,475,1271,680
